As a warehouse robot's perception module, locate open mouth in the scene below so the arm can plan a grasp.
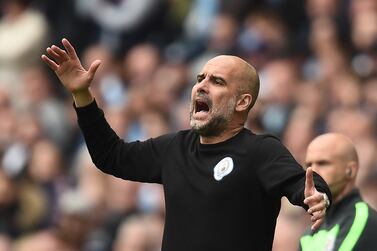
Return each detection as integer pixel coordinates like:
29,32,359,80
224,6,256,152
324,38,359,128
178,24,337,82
195,100,210,114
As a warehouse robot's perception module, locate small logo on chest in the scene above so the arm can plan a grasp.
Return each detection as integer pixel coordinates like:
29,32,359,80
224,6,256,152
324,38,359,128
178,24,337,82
213,157,234,181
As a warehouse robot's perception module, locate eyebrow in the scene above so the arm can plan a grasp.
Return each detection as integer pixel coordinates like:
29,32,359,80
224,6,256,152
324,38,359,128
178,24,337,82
305,159,332,167
196,73,228,85
210,74,227,84
197,73,205,80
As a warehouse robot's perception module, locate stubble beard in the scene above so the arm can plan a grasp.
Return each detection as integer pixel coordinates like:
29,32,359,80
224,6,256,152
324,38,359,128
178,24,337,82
189,96,237,137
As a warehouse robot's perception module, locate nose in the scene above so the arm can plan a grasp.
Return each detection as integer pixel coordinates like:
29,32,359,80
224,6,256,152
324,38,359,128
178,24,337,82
195,78,209,94
310,164,318,173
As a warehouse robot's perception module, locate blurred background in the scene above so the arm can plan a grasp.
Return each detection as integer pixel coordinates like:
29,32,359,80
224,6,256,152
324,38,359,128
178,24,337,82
0,0,376,250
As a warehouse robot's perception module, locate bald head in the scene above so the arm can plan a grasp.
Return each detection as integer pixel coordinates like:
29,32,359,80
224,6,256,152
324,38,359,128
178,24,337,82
207,55,260,109
306,133,359,202
308,133,358,164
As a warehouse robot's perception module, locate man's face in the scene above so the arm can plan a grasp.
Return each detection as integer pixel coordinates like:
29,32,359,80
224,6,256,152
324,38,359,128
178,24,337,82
189,57,240,137
305,140,347,198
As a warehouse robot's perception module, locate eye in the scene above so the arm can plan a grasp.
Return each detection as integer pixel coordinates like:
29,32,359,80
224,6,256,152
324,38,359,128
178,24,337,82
196,74,205,83
210,75,226,86
214,78,224,85
317,160,330,167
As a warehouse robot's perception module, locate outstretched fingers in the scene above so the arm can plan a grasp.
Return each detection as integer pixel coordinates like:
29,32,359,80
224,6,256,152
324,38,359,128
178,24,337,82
43,40,79,72
46,47,63,64
62,38,78,59
42,38,100,92
45,44,69,65
41,54,58,71
304,167,315,198
51,45,69,61
89,60,101,74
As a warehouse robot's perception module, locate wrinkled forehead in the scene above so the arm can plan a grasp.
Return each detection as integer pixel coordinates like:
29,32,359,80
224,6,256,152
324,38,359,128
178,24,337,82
200,56,244,80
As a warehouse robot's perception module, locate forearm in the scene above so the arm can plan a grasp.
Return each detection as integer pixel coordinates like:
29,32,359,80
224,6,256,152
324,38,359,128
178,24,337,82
74,100,164,183
75,100,120,175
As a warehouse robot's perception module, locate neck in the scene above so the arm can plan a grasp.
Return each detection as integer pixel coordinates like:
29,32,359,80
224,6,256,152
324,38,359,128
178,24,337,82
200,125,244,144
333,182,355,204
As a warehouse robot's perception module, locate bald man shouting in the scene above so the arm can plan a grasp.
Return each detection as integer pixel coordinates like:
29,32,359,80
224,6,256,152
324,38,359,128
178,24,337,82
300,133,377,251
42,39,331,251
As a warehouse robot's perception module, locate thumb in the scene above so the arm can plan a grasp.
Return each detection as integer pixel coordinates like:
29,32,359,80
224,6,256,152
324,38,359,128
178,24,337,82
88,60,101,79
305,167,315,198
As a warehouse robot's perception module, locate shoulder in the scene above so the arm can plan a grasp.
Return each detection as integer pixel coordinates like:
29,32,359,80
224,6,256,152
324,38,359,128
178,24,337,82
255,133,282,143
366,204,377,226
240,131,296,164
345,202,377,250
363,204,377,238
253,133,290,153
336,201,377,233
233,129,281,146
151,129,197,145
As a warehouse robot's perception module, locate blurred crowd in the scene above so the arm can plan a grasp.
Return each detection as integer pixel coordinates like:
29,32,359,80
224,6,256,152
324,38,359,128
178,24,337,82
0,0,376,250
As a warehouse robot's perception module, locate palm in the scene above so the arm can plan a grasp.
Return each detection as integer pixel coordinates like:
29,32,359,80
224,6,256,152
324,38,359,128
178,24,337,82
41,38,101,93
56,59,90,93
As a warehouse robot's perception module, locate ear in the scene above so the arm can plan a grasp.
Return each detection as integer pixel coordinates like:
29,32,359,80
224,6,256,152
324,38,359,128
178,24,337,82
235,94,252,112
346,161,358,180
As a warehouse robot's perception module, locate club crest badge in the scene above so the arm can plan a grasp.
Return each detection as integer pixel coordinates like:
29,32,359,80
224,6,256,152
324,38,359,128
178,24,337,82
213,157,234,181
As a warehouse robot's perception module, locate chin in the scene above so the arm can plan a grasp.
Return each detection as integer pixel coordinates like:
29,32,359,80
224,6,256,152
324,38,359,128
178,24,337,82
190,118,207,128
190,121,207,133
190,111,210,130
190,117,228,137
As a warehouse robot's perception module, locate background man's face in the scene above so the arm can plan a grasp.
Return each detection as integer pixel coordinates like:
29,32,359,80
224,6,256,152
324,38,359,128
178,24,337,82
189,57,240,137
305,140,348,198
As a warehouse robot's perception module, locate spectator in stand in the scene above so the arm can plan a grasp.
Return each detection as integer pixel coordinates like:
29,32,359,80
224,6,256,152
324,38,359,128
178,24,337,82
74,0,168,53
0,0,48,97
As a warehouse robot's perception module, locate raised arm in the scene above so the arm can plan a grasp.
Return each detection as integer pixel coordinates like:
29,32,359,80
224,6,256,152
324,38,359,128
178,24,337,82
41,38,169,184
41,38,100,107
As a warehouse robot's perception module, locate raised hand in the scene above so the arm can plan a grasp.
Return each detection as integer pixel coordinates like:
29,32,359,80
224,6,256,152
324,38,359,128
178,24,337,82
41,38,101,106
304,167,329,231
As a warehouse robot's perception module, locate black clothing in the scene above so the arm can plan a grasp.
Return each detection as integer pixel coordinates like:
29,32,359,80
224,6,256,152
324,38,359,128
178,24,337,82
300,190,377,251
75,101,331,251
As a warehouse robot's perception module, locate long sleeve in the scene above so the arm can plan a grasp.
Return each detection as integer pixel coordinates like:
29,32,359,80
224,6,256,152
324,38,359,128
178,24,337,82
75,100,174,183
256,135,332,209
